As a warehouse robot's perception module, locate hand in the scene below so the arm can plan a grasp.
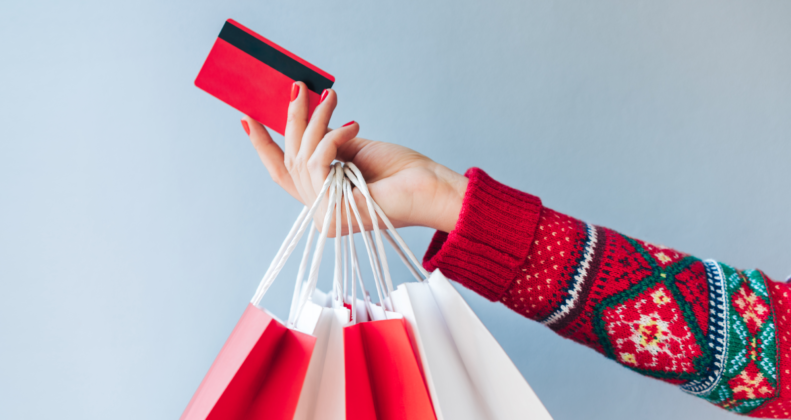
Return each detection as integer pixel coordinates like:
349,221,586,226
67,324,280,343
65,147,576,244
243,82,468,235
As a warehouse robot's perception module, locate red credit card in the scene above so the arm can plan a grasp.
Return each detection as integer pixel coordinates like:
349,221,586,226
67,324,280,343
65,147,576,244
195,19,335,135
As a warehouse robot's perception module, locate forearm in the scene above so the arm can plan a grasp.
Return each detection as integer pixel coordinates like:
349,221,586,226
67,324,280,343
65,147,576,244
423,168,790,418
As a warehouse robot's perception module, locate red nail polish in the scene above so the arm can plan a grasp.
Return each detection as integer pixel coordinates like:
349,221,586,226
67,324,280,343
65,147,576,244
320,89,329,104
241,119,250,135
342,120,355,127
290,83,300,102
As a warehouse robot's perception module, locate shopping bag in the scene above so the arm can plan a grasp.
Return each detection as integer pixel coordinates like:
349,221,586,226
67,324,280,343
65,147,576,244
293,301,349,420
182,165,343,420
180,305,316,420
428,270,552,419
290,164,356,420
291,299,336,420
327,171,435,420
392,272,553,420
391,283,488,420
344,316,437,420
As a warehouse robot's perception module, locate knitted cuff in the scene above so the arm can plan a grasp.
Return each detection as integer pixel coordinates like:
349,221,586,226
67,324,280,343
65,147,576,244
422,168,543,301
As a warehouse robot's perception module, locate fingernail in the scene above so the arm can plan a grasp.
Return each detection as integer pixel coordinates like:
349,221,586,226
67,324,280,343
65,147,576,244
342,120,355,127
290,83,300,102
320,89,329,104
241,119,250,135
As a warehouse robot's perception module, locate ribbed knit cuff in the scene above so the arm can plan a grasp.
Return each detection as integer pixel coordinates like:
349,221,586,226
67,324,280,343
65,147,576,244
422,168,543,301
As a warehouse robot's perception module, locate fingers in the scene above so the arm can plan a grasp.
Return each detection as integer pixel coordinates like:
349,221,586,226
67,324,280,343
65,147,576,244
243,117,301,202
248,82,356,222
299,89,337,160
284,82,309,171
294,88,337,206
309,121,359,189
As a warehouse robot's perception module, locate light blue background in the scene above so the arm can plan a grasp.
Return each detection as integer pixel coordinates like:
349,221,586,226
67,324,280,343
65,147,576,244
1,1,789,419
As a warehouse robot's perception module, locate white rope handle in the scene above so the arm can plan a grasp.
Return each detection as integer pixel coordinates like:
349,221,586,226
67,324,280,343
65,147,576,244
333,160,344,305
286,222,315,326
292,162,344,321
251,165,337,306
342,179,359,324
344,163,430,280
342,236,348,302
253,206,307,303
254,161,433,324
343,166,397,311
342,167,394,309
344,176,388,310
344,177,378,321
383,230,423,282
350,166,429,280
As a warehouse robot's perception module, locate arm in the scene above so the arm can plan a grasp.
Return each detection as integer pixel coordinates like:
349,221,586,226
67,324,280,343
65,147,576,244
424,168,791,418
246,86,789,418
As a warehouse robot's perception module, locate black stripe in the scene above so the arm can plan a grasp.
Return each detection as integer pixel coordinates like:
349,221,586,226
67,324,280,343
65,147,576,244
218,22,333,94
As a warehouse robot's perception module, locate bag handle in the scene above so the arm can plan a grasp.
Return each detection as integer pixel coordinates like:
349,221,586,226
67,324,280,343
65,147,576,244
333,160,344,305
342,167,393,312
343,177,377,324
291,163,344,322
250,165,338,306
286,221,316,325
345,176,395,321
344,174,389,310
382,230,424,282
343,163,430,281
255,161,431,318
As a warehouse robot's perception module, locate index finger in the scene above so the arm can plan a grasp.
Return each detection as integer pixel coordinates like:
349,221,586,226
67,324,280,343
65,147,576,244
284,81,309,170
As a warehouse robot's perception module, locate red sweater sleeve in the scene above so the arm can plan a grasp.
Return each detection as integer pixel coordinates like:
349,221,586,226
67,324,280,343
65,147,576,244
423,168,791,418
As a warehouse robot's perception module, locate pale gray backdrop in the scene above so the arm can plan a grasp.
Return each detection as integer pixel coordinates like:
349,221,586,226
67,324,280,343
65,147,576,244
1,1,789,419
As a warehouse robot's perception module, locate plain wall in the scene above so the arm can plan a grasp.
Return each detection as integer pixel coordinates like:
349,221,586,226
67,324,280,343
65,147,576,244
1,1,789,419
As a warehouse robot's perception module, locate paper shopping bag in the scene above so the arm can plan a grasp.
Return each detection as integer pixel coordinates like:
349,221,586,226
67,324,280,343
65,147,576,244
292,299,334,420
293,303,349,420
344,317,437,420
392,270,552,420
392,281,489,420
180,304,316,420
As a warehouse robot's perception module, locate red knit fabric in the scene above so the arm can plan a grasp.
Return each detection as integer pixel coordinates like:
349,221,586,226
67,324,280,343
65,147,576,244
423,167,790,418
749,282,791,418
498,208,588,321
423,167,542,300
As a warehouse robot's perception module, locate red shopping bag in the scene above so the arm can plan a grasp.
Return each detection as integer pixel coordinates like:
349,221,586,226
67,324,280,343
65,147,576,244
181,304,316,420
344,318,437,420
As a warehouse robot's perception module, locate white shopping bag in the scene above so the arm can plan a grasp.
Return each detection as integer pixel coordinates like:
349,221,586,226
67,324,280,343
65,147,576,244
288,166,352,420
391,281,488,419
294,304,349,420
393,272,552,420
292,298,347,420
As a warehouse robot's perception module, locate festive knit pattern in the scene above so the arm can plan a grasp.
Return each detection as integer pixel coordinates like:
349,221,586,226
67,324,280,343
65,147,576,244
679,260,729,395
587,236,710,382
749,281,791,418
686,263,779,415
423,167,790,418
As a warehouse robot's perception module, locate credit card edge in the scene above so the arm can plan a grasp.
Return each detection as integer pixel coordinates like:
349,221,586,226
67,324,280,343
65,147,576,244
225,19,335,82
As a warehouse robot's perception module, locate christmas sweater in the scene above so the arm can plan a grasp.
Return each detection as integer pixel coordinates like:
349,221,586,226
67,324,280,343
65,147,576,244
423,168,791,418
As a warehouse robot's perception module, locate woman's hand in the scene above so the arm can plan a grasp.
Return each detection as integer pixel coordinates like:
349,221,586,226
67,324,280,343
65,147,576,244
243,82,468,235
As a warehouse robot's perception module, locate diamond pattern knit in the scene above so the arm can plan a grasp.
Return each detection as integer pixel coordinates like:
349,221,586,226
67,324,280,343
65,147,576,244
423,168,789,418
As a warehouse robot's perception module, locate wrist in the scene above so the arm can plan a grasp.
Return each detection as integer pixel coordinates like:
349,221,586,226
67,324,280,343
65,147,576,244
430,166,468,233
